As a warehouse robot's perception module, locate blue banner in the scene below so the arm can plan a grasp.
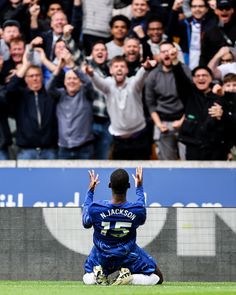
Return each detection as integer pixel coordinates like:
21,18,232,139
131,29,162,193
0,168,235,207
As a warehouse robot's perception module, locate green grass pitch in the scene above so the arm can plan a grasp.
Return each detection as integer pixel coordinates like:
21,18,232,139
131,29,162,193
0,281,235,295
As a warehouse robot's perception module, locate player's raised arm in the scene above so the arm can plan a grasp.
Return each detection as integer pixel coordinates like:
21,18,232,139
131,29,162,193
88,169,100,192
132,167,145,205
132,167,143,187
83,170,99,228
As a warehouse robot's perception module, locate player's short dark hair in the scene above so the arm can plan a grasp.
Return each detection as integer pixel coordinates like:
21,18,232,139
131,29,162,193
109,169,130,194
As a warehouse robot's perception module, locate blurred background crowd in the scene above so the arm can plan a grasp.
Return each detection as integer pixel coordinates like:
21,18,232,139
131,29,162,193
0,0,236,161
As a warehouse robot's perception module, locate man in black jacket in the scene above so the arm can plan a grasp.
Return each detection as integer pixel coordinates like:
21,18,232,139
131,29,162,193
4,52,58,160
171,47,225,160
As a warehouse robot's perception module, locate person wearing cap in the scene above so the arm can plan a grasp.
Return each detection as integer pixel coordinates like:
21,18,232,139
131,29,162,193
0,20,21,61
200,0,236,65
0,0,33,41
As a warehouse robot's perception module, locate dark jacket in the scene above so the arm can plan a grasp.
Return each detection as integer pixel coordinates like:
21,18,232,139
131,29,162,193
30,29,54,60
172,63,225,148
5,76,57,148
0,58,16,85
0,2,28,25
222,92,236,151
0,0,8,10
166,10,217,64
200,19,236,66
0,87,12,148
30,4,82,59
0,3,31,42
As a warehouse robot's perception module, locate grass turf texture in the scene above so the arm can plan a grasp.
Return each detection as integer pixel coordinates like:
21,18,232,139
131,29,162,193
0,281,235,295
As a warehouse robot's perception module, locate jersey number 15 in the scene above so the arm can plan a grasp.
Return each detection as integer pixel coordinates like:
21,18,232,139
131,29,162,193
101,221,132,238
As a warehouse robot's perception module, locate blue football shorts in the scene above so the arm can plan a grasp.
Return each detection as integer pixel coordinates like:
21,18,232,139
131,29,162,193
84,244,157,275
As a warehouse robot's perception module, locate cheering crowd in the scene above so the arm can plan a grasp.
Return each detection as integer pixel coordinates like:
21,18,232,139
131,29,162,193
0,0,236,160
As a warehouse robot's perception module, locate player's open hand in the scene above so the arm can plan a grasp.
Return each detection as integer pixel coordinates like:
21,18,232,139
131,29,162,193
88,170,100,191
132,167,143,187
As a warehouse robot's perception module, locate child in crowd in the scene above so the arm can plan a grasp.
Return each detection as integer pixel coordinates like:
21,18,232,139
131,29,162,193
212,73,236,160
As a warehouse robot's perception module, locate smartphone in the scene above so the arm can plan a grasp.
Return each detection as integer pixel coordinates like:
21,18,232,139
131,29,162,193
27,48,34,63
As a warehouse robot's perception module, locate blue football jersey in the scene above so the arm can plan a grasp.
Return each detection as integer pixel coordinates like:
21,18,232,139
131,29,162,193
82,186,146,259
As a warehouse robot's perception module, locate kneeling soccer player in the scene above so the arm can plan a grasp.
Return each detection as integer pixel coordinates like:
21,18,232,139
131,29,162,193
82,166,164,285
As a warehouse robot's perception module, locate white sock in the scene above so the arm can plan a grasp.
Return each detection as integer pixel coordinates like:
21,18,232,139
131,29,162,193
83,272,96,285
131,273,160,285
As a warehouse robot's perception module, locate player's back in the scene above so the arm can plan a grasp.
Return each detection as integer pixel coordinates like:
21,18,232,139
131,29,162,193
88,200,146,259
